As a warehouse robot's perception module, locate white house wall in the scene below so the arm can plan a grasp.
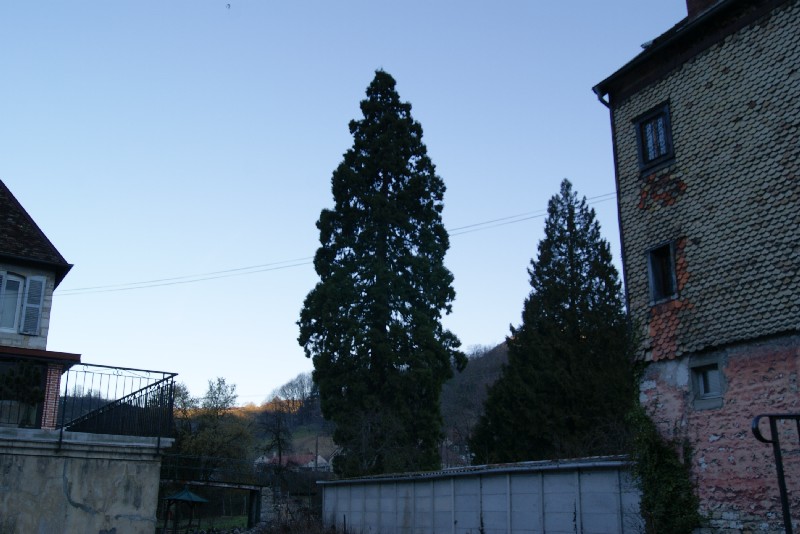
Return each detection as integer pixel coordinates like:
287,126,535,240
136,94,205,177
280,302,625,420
0,262,55,350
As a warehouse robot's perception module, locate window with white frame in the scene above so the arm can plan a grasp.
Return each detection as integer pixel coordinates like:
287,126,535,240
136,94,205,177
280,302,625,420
0,272,46,335
690,355,725,410
635,103,674,170
647,242,677,304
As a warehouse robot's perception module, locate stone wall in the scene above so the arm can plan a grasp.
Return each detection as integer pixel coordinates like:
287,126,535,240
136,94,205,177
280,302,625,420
640,333,800,532
0,428,171,534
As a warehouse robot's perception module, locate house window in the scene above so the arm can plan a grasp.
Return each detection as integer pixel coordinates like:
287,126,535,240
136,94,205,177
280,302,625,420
647,243,677,303
635,103,674,170
0,273,24,331
0,272,46,335
690,355,725,410
695,365,722,398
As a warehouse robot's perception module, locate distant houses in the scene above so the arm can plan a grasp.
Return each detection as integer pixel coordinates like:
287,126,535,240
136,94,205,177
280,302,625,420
255,451,333,472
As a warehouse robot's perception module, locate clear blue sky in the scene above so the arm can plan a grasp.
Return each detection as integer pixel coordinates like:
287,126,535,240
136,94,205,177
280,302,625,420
0,1,687,404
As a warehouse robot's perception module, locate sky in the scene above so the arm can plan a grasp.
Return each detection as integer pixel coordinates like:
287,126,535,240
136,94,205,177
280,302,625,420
0,1,687,405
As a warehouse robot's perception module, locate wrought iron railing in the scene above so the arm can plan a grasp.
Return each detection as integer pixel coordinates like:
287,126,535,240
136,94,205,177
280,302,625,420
752,413,800,534
59,363,177,441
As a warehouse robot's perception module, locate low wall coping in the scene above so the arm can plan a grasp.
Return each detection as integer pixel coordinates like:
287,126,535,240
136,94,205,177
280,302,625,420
0,427,174,460
318,454,632,485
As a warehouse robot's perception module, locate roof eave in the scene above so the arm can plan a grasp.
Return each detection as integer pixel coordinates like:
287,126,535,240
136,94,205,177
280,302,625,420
593,0,755,102
0,252,73,288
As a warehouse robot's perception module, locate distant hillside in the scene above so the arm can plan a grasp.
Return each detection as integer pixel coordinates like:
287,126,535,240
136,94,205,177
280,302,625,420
440,342,508,466
237,342,509,470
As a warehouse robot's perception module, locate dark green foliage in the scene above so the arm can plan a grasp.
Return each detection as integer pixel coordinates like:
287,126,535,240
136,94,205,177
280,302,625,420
0,360,44,427
298,70,464,477
440,344,507,462
171,379,253,481
628,404,702,533
0,361,44,405
470,179,635,463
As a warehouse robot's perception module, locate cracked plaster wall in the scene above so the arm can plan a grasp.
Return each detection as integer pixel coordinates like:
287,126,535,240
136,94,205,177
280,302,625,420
0,429,164,534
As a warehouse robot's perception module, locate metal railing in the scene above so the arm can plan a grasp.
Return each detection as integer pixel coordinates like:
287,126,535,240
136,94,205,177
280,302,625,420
752,413,800,534
59,363,177,441
161,453,271,486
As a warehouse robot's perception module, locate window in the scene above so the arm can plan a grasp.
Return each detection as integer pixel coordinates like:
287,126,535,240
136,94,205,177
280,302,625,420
0,273,23,331
635,103,674,170
690,355,725,410
695,365,722,398
0,272,46,335
647,243,677,303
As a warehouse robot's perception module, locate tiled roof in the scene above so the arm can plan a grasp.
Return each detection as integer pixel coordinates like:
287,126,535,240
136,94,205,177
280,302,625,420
607,0,800,358
593,0,792,105
0,179,72,286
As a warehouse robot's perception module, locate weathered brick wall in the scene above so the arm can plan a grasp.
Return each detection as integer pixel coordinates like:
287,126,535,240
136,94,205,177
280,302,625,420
609,1,800,531
640,334,800,532
40,363,63,429
0,262,55,350
612,0,800,359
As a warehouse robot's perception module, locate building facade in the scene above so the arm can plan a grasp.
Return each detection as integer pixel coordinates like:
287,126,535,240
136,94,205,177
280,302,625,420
0,178,75,429
594,0,800,531
0,179,175,533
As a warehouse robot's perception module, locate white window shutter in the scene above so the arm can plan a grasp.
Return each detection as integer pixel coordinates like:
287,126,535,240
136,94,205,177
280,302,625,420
20,276,46,335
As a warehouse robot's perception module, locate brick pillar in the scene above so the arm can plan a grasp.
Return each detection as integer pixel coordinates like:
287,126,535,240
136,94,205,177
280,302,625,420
41,363,63,429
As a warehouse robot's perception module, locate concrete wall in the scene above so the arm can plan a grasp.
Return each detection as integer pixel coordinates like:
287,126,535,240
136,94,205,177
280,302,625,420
0,427,172,534
320,457,641,534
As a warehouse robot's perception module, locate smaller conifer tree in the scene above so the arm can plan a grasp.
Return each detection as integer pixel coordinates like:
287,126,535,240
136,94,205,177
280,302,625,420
470,179,634,463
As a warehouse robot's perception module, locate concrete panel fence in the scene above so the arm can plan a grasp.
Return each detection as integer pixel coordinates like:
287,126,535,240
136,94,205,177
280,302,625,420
319,456,642,534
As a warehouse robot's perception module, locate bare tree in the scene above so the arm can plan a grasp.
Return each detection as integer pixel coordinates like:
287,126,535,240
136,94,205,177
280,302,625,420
260,397,294,483
270,372,315,425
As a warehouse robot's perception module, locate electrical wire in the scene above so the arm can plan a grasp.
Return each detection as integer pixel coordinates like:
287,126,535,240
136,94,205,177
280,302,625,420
54,192,617,296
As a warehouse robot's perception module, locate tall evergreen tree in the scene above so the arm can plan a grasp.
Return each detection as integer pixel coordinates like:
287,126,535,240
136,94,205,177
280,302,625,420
298,70,465,477
470,179,634,463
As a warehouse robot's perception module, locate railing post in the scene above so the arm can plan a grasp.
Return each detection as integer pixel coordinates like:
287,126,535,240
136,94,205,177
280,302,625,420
752,414,798,534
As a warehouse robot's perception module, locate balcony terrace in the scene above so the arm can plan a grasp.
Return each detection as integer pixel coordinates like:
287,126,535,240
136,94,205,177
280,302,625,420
0,345,176,445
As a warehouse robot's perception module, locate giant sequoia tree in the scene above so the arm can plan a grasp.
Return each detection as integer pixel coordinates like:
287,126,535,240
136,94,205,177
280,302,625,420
298,71,464,477
470,179,634,463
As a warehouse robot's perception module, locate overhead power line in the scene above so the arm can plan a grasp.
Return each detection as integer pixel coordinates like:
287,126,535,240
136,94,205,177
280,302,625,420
56,258,313,296
55,192,617,296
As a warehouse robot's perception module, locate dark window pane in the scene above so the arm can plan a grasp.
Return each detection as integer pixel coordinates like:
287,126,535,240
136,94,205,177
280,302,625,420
649,244,676,301
642,115,668,162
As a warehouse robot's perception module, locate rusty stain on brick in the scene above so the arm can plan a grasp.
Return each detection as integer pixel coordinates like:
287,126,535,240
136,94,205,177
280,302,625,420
648,238,691,361
638,171,687,209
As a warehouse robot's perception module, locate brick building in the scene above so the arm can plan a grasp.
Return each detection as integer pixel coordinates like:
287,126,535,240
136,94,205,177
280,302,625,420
594,0,799,531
